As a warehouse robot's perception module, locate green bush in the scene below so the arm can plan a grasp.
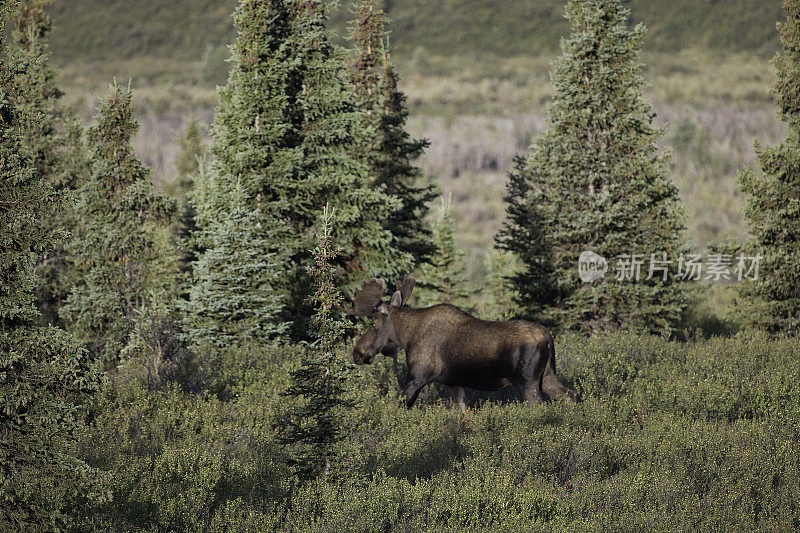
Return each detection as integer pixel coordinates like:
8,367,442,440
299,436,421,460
76,330,800,530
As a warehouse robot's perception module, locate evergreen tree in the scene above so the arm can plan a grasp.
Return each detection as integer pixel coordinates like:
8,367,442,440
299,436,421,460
6,0,85,192
278,206,356,481
185,182,289,350
170,118,205,279
348,0,437,268
496,0,688,334
479,248,521,320
0,22,106,529
195,0,411,338
61,83,176,367
416,196,471,308
4,0,89,325
738,0,800,334
170,117,204,201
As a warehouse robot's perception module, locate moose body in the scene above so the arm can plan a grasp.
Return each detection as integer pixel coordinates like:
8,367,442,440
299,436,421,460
348,278,577,410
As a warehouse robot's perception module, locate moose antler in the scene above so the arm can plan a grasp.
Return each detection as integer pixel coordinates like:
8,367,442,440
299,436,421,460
397,277,415,305
340,278,386,316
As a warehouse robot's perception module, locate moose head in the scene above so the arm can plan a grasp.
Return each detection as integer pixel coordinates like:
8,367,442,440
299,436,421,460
344,277,415,365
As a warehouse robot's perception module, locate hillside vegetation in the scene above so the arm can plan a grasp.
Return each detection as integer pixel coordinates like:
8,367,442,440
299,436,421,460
49,0,782,63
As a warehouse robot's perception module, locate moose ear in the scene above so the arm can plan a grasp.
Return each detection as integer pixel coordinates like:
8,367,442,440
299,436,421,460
389,290,403,307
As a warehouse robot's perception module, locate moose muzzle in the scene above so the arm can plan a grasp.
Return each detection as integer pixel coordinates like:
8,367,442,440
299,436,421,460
352,346,375,365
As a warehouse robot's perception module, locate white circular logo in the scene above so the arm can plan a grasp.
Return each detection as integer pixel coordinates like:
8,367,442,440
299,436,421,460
578,251,608,283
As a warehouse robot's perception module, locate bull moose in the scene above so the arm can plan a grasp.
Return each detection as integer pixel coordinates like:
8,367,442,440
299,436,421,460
345,277,577,410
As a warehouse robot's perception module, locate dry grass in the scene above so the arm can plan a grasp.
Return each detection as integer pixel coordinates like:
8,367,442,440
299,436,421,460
57,51,783,289
408,102,784,259
656,102,785,248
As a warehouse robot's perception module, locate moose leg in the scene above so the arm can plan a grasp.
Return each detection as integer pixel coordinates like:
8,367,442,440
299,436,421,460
511,378,544,404
403,374,426,409
388,351,402,390
541,343,578,402
541,371,577,402
512,342,547,405
450,386,468,412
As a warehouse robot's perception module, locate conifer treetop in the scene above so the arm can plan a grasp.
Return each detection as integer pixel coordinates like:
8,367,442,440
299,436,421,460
347,0,436,267
6,0,85,191
62,82,176,364
11,0,56,55
775,0,800,129
0,60,52,324
497,0,688,333
736,0,800,333
88,82,138,164
197,0,412,339
349,0,385,124
548,0,659,177
278,205,357,481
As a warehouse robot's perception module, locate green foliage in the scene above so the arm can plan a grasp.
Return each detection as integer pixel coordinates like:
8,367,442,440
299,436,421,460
195,0,411,337
76,375,292,532
0,56,47,327
11,1,800,530
170,119,205,280
121,291,193,392
74,328,800,530
478,248,521,320
185,183,289,351
278,207,358,481
169,117,204,201
497,0,689,334
416,196,471,308
44,0,783,67
4,0,89,326
348,0,437,268
61,83,177,367
737,0,800,334
0,25,106,528
6,0,85,192
0,327,108,531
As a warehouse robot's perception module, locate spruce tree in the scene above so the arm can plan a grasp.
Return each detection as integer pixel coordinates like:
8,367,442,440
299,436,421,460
0,22,106,528
194,0,410,338
496,0,688,334
5,0,89,325
6,0,85,192
170,117,204,201
171,118,205,279
62,83,176,367
479,248,521,320
348,0,437,268
184,182,288,350
278,206,356,481
738,0,800,334
416,196,471,308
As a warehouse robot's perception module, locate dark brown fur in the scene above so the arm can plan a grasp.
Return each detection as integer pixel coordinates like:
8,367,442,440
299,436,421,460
353,289,577,410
